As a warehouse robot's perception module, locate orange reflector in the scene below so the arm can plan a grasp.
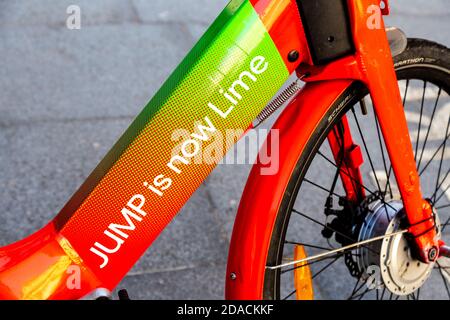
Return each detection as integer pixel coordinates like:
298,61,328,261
293,245,314,300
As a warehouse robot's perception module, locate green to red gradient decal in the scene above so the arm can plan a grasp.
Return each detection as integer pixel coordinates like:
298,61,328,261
57,0,289,288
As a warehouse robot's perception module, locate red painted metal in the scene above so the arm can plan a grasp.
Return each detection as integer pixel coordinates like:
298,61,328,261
250,0,313,71
380,0,390,15
0,0,312,300
225,80,353,299
0,223,101,299
327,115,365,203
296,0,439,261
346,0,438,260
0,0,442,299
439,243,450,258
226,0,440,299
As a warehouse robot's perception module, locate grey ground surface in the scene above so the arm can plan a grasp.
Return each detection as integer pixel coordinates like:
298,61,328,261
0,0,449,299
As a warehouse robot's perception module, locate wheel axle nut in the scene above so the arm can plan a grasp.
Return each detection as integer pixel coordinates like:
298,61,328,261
428,247,438,262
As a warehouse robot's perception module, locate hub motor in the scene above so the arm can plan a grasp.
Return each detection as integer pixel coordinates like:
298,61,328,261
355,199,440,295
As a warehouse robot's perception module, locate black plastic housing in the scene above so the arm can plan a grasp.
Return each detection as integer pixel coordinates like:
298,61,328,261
296,0,354,65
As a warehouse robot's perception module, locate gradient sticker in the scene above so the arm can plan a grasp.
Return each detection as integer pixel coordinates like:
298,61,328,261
57,0,290,288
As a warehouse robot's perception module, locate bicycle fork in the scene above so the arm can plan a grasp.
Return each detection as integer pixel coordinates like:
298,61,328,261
302,0,442,263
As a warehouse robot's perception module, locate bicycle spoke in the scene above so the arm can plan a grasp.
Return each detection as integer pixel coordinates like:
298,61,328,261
350,286,373,300
293,209,355,243
435,184,450,205
282,289,296,300
384,166,393,197
374,115,393,198
419,128,450,176
402,79,410,107
326,124,363,217
415,81,427,163
352,108,383,194
441,215,450,233
318,151,398,213
348,276,365,299
284,241,332,251
436,262,450,299
280,254,342,274
380,285,387,300
433,117,450,203
436,203,450,210
293,209,357,245
430,168,450,201
280,210,408,271
303,178,343,198
312,255,342,279
417,87,442,169
327,126,350,201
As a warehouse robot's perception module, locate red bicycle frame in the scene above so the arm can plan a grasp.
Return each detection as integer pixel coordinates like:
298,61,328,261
0,0,441,300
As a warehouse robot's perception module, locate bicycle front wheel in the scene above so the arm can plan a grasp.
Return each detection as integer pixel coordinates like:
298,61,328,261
263,39,450,300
